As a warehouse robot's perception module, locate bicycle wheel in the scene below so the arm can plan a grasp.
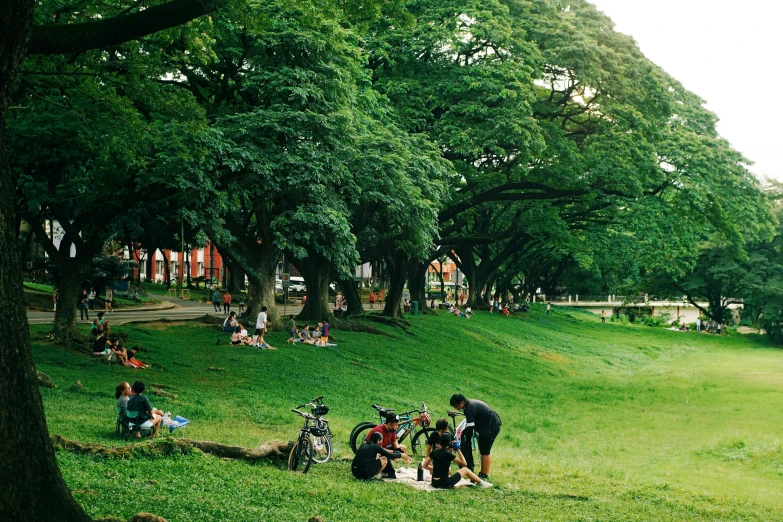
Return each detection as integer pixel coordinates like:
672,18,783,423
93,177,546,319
311,432,332,464
288,437,313,473
349,422,376,454
410,427,435,456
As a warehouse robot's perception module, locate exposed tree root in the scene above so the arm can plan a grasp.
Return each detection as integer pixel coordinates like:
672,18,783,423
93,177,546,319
330,318,395,337
36,370,56,388
52,435,293,462
366,315,415,335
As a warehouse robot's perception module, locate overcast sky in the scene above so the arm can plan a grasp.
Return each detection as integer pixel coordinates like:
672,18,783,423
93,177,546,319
589,0,782,181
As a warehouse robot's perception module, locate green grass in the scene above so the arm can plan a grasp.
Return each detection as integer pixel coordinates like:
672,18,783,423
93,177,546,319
32,305,783,521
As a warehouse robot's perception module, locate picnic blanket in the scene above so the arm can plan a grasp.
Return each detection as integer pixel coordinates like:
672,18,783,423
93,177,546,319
381,467,473,492
162,415,190,433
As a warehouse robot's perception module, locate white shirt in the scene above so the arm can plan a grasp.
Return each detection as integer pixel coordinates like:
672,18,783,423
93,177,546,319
255,311,267,330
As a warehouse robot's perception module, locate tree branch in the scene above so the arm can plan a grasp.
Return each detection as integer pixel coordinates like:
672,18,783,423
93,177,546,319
30,0,233,55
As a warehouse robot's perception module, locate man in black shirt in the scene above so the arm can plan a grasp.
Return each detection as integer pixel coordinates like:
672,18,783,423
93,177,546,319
450,393,502,480
126,381,163,437
422,434,492,489
352,432,410,480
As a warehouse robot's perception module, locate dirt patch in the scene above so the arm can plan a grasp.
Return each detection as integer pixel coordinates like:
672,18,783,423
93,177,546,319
537,352,567,363
736,326,764,335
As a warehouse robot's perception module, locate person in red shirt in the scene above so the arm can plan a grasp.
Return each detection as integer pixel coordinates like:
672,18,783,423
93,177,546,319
364,413,411,478
366,413,409,455
222,291,232,315
369,291,375,308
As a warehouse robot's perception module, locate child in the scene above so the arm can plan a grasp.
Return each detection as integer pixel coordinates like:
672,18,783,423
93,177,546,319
319,321,330,347
422,434,492,489
286,315,297,344
502,304,509,316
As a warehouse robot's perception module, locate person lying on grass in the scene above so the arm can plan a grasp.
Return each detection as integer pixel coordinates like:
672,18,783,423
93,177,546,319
421,433,492,489
425,418,451,458
255,330,277,350
352,431,411,480
126,381,164,438
126,347,151,368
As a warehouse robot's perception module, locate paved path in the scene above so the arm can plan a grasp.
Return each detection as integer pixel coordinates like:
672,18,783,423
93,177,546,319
26,296,385,325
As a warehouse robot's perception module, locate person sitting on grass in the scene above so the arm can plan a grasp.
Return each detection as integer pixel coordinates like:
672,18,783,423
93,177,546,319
425,418,451,458
126,347,150,368
422,433,492,489
107,338,131,366
365,413,410,476
91,312,110,338
115,382,131,410
352,431,411,480
126,381,163,438
223,311,238,333
92,330,111,358
231,326,244,346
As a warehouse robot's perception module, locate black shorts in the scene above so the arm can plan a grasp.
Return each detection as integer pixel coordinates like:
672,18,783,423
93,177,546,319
352,460,383,480
432,472,461,489
254,328,263,335
477,414,502,455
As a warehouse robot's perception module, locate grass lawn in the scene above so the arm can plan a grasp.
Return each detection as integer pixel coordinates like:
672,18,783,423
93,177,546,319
32,305,783,521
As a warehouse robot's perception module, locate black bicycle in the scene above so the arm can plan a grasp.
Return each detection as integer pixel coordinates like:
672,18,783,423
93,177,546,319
297,395,332,464
349,402,433,456
288,403,329,473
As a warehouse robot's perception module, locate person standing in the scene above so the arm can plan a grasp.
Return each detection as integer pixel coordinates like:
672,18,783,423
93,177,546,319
238,293,245,314
459,293,464,306
78,289,89,322
546,302,551,316
301,294,307,309
87,287,96,310
212,288,221,313
696,316,701,332
449,393,502,480
319,321,330,347
369,291,375,309
105,288,113,313
254,306,268,347
223,290,232,315
601,310,607,324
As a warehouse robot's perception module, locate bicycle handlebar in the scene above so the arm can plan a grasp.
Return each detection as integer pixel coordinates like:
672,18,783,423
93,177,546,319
447,410,464,418
291,409,315,419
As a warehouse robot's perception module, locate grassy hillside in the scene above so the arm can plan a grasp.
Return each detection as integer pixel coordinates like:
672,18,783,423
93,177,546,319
32,305,783,521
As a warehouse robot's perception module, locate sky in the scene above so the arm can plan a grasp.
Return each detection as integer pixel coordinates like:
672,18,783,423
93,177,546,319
588,0,783,181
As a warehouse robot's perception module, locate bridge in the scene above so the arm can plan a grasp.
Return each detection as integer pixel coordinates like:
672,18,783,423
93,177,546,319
541,295,742,323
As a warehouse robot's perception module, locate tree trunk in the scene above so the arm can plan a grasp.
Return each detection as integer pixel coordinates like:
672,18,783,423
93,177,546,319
161,250,171,289
53,261,91,340
292,254,333,322
381,252,406,319
339,276,364,318
242,256,281,331
0,4,92,520
227,258,242,294
407,261,429,313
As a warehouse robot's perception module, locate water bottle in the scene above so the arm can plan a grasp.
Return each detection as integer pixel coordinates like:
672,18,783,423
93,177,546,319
417,463,424,482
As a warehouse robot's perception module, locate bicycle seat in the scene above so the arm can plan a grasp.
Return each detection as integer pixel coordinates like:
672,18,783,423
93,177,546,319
447,410,464,418
371,404,396,415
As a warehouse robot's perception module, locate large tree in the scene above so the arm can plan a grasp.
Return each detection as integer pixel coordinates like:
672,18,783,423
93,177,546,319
0,2,229,520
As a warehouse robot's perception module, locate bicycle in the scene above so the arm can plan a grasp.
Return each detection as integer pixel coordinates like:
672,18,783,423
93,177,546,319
349,402,433,456
296,395,333,464
288,404,329,473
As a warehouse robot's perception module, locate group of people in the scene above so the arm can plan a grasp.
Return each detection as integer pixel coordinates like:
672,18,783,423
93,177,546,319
90,312,151,368
213,289,246,315
351,394,501,490
218,307,277,349
286,315,331,346
447,305,473,319
54,286,114,322
695,317,727,334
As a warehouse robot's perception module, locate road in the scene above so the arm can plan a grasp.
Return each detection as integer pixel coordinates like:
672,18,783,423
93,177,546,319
26,296,384,325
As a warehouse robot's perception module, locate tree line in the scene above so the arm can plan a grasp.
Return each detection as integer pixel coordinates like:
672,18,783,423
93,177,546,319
0,2,779,518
